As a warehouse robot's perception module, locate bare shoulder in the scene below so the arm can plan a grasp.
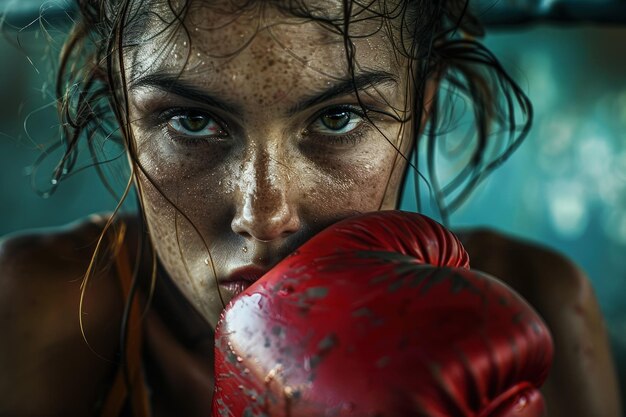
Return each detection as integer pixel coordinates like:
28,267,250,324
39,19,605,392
0,214,126,416
0,214,115,277
457,227,622,417
456,227,587,305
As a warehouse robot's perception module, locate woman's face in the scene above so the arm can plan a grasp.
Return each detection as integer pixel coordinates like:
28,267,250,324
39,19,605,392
126,0,420,327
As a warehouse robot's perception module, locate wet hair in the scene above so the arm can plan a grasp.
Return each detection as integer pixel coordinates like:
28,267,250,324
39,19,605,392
48,0,531,411
53,0,530,221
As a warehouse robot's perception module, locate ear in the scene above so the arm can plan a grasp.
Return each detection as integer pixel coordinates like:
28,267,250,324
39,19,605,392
379,74,440,211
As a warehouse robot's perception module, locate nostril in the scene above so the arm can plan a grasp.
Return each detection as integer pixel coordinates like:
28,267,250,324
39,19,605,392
231,210,300,242
236,229,252,240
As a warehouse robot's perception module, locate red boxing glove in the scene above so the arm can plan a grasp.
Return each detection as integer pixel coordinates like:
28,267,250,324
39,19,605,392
212,211,553,417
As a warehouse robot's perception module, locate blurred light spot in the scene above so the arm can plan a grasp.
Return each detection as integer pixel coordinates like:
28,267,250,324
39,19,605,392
539,118,575,154
577,135,614,180
547,181,588,238
537,117,575,175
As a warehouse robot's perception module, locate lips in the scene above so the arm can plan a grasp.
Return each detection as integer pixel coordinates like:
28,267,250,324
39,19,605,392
219,265,267,297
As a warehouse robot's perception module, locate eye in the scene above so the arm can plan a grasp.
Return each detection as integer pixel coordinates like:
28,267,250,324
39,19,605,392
166,111,224,137
310,108,363,135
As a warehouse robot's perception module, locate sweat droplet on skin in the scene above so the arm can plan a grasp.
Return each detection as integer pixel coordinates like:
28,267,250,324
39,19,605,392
264,364,283,383
283,386,297,399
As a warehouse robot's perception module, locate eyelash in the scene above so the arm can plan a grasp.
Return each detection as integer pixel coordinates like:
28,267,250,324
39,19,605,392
306,105,368,146
157,105,369,147
158,108,226,146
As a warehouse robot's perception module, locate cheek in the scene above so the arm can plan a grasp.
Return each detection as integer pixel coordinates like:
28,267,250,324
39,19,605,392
300,141,400,220
137,180,232,327
132,134,237,321
136,171,233,270
136,163,218,280
134,132,234,222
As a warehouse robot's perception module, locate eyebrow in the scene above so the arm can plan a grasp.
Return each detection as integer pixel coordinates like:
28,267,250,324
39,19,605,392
130,73,244,117
129,70,398,117
287,71,398,115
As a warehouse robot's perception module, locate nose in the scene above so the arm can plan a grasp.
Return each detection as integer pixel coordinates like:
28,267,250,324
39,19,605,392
231,148,301,242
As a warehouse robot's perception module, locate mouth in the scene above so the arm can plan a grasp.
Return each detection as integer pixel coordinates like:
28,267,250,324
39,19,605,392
219,265,267,297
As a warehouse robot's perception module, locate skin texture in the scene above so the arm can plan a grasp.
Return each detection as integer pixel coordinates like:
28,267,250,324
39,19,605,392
126,1,419,328
0,1,621,416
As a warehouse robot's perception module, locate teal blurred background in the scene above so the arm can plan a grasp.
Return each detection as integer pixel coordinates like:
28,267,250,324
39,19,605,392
404,26,626,405
1,11,625,406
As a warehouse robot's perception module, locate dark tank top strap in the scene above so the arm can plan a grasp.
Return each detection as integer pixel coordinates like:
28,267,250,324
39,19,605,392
100,222,152,417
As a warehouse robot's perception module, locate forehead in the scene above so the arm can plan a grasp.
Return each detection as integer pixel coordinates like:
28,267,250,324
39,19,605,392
127,0,400,94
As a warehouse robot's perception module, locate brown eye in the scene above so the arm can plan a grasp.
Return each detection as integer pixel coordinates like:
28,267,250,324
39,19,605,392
167,112,223,137
180,114,210,132
311,109,362,135
321,111,351,130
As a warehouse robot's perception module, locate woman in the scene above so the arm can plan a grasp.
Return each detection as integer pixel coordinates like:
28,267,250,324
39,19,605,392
0,0,621,416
